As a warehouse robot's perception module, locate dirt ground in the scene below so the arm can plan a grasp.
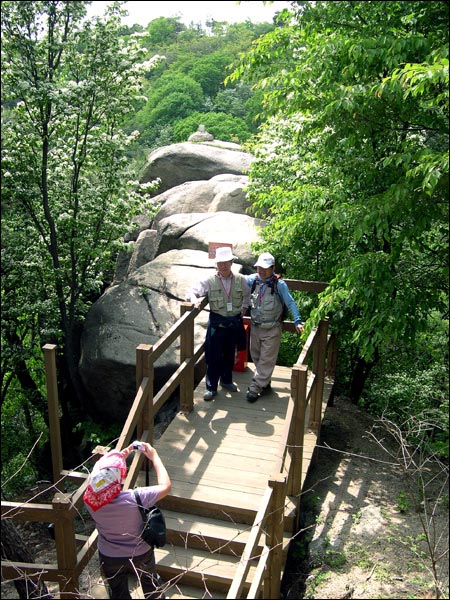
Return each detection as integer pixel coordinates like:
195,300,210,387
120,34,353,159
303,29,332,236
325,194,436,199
280,396,449,600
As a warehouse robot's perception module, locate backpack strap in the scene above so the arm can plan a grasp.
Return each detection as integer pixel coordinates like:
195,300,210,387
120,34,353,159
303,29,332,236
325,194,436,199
133,489,146,519
252,273,283,297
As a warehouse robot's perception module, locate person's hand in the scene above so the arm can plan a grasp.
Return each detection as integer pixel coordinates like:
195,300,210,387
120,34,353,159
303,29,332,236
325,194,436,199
122,444,135,459
295,323,304,334
122,442,156,460
140,441,157,461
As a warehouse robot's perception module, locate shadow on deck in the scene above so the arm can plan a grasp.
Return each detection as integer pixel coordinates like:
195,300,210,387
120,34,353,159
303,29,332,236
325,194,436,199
1,280,336,599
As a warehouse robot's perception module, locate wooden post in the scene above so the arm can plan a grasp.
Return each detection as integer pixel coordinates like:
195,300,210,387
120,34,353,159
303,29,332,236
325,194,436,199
265,474,286,599
310,318,329,430
326,332,337,378
136,344,154,443
325,332,337,407
288,365,308,499
43,344,63,488
179,302,195,413
52,492,78,599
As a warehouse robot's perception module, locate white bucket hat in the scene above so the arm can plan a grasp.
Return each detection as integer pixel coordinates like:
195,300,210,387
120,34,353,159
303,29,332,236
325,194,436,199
214,246,236,263
254,252,275,268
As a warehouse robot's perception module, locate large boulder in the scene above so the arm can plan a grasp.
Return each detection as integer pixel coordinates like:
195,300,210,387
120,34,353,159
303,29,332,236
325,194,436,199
79,141,263,422
152,174,252,226
155,211,264,264
141,142,253,194
79,249,253,422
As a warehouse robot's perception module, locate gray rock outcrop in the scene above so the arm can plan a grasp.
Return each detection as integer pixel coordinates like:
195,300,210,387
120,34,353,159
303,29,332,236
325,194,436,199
79,140,263,422
140,142,253,195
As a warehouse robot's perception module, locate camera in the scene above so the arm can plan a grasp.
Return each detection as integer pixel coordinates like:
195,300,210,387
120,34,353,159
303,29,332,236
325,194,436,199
132,441,144,451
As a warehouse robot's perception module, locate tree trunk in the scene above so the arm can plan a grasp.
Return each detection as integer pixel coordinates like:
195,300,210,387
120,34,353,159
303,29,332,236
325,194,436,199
349,354,378,404
1,519,53,598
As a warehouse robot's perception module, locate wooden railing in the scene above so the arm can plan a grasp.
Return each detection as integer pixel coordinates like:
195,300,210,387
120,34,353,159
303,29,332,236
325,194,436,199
1,298,207,598
226,313,337,599
1,279,334,599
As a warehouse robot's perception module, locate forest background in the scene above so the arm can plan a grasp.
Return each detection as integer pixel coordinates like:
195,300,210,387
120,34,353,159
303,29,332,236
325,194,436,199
1,1,448,594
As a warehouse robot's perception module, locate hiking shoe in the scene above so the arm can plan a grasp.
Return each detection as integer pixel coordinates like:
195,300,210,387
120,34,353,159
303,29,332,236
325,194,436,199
203,390,217,401
246,390,259,403
260,383,272,395
221,382,238,392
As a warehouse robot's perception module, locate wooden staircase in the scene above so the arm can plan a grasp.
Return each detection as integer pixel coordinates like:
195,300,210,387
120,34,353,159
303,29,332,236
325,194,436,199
88,504,291,599
1,311,335,599
155,505,291,598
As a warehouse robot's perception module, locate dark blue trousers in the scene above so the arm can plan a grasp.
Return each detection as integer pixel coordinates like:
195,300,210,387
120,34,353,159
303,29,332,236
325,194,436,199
205,314,240,391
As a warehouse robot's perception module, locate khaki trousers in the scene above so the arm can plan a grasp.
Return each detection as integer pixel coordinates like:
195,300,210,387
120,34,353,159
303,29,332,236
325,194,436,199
249,323,282,394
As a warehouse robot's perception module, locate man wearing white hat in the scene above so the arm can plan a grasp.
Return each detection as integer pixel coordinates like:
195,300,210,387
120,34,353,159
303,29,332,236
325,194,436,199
245,252,303,403
186,246,251,400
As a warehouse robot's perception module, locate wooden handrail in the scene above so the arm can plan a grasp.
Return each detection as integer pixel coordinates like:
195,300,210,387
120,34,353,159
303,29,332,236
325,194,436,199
2,284,334,600
226,486,273,599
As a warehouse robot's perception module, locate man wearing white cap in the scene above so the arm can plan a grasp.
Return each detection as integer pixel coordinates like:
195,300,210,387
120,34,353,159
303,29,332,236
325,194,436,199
186,246,251,400
245,252,303,403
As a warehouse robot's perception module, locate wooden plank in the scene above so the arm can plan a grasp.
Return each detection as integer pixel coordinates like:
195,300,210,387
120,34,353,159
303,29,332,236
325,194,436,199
188,397,289,419
158,430,281,455
155,545,257,589
159,449,278,475
159,478,264,506
159,482,262,521
153,430,283,458
152,465,272,493
166,584,225,599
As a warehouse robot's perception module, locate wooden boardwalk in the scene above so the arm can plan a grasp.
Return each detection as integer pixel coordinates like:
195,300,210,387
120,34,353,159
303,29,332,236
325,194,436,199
134,362,332,599
1,310,334,599
86,362,333,599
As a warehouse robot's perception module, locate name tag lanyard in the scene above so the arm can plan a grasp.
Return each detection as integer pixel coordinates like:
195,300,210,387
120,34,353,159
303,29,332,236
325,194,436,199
258,282,269,305
219,274,234,312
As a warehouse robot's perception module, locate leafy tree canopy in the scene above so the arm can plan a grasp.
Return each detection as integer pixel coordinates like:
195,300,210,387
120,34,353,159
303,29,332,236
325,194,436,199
229,0,448,397
1,0,161,456
173,111,252,144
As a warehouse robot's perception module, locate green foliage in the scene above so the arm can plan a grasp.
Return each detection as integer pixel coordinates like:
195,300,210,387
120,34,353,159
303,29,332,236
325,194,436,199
127,16,274,152
1,392,48,497
229,0,449,406
173,111,252,144
1,1,162,470
278,331,302,368
324,549,347,569
139,73,205,129
396,491,410,514
143,16,185,47
72,420,122,449
361,314,449,456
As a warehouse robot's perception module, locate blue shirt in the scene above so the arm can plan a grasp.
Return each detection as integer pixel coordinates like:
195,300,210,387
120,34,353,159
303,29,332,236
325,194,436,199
245,274,302,325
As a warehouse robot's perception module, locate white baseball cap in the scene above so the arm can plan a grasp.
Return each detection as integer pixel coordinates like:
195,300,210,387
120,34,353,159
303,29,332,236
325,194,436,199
254,252,275,268
214,247,236,263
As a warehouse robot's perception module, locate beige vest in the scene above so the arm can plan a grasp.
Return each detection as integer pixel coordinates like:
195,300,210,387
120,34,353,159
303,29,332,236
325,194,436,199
250,281,283,328
208,274,244,317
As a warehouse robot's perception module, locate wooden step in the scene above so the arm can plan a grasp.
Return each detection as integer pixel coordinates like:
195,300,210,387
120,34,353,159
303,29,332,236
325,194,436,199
165,510,292,557
165,510,258,555
159,489,259,524
88,570,226,599
165,584,225,599
155,545,257,594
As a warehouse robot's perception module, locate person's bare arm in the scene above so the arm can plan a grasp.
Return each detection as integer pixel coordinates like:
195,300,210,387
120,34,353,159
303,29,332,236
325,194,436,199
141,442,172,502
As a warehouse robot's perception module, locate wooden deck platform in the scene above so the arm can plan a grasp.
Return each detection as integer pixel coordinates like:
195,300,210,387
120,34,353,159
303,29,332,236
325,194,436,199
86,361,333,599
132,362,332,599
